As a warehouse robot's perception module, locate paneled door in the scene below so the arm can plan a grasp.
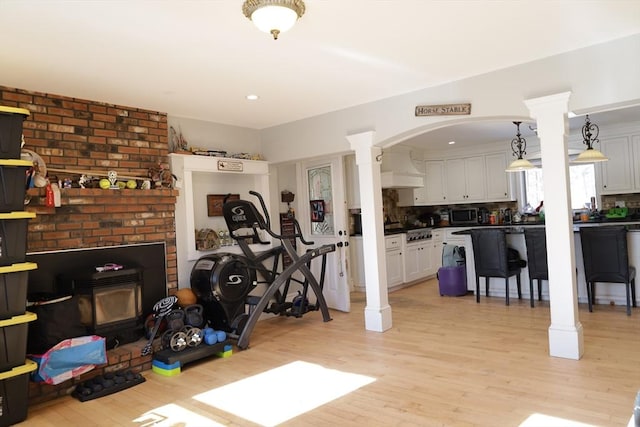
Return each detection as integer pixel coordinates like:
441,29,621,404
299,156,350,312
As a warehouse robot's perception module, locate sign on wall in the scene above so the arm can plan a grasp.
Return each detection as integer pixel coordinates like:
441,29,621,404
415,103,471,116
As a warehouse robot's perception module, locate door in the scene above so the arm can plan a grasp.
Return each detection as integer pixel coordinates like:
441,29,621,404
299,156,350,312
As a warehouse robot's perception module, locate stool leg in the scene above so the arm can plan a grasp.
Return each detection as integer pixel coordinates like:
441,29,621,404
529,278,534,308
538,279,542,301
586,281,593,312
505,278,510,306
516,274,522,299
476,275,480,303
632,278,637,308
486,277,490,297
625,281,631,316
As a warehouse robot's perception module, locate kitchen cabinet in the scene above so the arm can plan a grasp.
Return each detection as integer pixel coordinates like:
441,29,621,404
599,136,633,194
633,135,640,190
444,156,486,202
385,235,404,288
349,236,365,290
403,240,432,283
344,154,360,209
430,229,444,274
397,159,446,206
485,152,514,201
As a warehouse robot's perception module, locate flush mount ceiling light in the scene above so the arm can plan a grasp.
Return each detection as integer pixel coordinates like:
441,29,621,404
242,0,306,40
573,114,608,163
506,121,536,172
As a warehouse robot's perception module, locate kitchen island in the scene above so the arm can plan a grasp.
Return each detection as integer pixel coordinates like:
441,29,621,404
449,221,640,307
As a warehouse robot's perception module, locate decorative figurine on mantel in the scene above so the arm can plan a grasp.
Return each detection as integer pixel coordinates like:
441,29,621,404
107,170,119,189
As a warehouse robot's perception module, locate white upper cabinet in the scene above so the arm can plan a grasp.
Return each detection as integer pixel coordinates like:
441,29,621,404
398,159,429,206
485,152,513,201
633,135,640,191
444,156,486,203
599,136,633,194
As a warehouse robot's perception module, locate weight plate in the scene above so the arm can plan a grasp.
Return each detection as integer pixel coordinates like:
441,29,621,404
186,327,203,347
170,331,188,352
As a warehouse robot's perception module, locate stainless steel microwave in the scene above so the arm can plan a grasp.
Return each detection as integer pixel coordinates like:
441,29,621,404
450,208,478,225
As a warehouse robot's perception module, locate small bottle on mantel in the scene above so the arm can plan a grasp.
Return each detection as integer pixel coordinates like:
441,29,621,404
45,182,54,208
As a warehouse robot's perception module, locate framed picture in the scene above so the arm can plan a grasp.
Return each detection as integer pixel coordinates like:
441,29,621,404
207,194,239,217
310,199,325,222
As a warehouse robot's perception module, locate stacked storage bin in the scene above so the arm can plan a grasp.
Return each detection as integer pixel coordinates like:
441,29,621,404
0,106,38,427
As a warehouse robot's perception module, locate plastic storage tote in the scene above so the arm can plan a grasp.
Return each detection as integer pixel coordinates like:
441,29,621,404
0,160,31,212
0,359,37,427
0,212,35,267
0,107,30,160
0,262,37,320
0,312,37,372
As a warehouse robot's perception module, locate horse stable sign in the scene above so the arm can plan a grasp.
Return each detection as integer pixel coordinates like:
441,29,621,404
415,103,471,116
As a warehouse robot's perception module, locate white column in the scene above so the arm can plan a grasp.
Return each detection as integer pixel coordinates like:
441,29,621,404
525,92,584,360
347,131,392,332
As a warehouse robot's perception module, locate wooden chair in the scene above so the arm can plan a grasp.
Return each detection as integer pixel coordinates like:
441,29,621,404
579,226,636,315
470,229,524,306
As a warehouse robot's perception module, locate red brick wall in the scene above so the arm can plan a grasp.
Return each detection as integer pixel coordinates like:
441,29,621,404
0,85,178,290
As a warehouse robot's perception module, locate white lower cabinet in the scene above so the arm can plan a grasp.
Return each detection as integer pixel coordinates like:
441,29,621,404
385,235,404,288
403,241,432,283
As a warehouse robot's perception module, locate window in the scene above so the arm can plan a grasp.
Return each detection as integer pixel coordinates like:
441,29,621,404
524,164,596,210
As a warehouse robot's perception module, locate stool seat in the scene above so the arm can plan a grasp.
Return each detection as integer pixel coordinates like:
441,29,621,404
470,229,525,306
580,226,636,316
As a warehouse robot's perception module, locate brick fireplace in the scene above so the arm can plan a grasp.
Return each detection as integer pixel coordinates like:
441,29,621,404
0,86,179,404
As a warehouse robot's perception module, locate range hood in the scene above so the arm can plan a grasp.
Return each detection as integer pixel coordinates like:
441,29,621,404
380,150,424,189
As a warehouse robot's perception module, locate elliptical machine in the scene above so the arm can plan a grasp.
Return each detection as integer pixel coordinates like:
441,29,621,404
190,191,335,349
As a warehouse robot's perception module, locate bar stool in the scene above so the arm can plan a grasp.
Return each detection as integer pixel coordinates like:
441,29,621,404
524,228,547,307
470,229,524,306
579,226,636,315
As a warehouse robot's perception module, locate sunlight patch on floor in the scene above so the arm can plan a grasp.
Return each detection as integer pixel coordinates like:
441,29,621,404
193,360,376,426
519,413,598,427
133,403,224,427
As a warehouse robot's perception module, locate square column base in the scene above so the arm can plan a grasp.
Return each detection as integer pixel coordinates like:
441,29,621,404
364,304,392,332
548,322,584,360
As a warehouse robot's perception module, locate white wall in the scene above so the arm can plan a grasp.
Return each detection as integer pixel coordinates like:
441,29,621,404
168,115,261,155
261,34,640,162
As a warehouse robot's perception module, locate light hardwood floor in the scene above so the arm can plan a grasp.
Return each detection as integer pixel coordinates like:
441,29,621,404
24,279,640,426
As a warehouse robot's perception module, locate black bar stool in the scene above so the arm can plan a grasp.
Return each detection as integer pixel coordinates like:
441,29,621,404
579,225,636,315
524,228,548,307
470,229,524,306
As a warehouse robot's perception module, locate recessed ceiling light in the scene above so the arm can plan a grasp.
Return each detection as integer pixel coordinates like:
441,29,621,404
246,94,259,101
448,141,456,145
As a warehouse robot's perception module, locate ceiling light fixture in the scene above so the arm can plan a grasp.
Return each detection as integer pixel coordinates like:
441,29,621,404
573,114,608,163
246,94,259,101
506,121,536,172
242,0,306,40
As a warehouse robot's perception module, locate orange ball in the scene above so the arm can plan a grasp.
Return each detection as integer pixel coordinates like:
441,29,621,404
174,288,197,307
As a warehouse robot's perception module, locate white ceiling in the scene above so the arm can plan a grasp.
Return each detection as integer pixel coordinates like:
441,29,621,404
1,0,640,148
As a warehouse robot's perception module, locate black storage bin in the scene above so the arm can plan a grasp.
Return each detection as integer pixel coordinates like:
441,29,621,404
0,160,31,212
0,262,37,320
0,107,29,160
0,359,37,427
0,312,36,372
0,212,34,267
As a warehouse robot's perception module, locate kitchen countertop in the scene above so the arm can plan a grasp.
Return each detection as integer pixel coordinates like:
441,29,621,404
450,220,640,235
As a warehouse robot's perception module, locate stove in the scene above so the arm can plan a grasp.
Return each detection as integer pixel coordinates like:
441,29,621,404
405,228,433,243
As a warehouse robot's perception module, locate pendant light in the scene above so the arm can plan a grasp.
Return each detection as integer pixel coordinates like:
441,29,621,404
242,0,306,40
506,121,536,172
573,114,608,163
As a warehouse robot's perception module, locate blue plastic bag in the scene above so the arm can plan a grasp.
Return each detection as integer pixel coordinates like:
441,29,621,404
30,335,107,385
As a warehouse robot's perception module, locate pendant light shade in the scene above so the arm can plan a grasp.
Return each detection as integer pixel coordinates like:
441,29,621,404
243,0,306,40
506,121,536,172
573,114,608,163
